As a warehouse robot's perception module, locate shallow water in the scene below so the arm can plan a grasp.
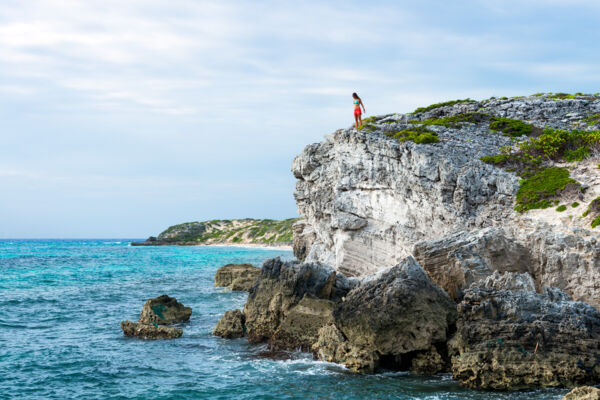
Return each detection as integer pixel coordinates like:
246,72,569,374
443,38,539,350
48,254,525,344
0,240,567,399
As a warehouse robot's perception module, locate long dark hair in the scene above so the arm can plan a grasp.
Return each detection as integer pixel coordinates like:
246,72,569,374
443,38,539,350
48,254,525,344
352,92,359,99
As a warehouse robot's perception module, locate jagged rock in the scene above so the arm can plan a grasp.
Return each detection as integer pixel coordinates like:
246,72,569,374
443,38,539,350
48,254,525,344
292,220,315,262
214,264,260,291
138,295,192,325
472,270,536,292
291,95,600,309
562,386,600,400
413,227,532,299
120,320,183,339
213,309,245,339
452,287,600,390
315,256,457,373
243,257,355,350
410,347,446,375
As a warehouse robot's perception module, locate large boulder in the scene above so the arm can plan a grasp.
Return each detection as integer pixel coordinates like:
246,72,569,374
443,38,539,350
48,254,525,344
313,256,458,373
452,286,600,390
214,264,260,291
213,309,245,339
139,295,192,325
413,227,532,300
120,320,183,339
562,386,600,400
242,257,356,350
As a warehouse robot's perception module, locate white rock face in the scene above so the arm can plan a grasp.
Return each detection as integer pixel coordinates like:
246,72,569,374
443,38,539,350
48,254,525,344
292,95,600,307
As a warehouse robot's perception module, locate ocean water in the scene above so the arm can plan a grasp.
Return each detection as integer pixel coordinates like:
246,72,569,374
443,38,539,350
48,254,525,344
0,239,567,400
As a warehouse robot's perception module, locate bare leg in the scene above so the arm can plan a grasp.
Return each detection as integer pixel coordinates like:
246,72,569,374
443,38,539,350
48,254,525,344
355,114,359,129
358,114,363,127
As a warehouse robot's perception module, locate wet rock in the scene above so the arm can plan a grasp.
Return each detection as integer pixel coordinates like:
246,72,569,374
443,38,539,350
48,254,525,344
214,264,260,291
312,324,376,374
213,309,245,339
139,295,192,325
120,320,183,339
562,386,600,400
452,287,600,390
410,347,446,375
243,257,355,350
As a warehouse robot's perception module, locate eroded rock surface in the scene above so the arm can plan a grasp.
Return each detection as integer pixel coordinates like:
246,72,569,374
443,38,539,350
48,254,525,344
121,320,183,339
139,295,192,325
318,256,457,373
121,295,191,339
452,287,600,390
243,257,354,350
562,386,600,400
213,309,245,339
214,264,260,291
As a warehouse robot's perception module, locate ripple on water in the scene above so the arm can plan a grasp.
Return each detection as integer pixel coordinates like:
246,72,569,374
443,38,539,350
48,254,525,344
0,240,568,400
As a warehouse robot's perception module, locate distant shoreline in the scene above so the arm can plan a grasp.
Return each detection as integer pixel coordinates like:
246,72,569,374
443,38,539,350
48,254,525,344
130,241,292,251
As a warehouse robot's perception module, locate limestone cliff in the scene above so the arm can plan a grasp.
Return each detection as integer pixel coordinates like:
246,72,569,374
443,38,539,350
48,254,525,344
292,94,600,307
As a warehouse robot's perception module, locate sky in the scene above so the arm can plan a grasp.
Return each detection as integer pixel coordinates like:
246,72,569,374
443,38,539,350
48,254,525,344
1,0,600,238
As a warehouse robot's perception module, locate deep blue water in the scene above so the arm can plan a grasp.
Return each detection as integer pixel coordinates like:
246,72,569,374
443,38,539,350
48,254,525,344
0,240,567,399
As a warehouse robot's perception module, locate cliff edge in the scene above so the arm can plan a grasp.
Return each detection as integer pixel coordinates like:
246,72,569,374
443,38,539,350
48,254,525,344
292,93,600,307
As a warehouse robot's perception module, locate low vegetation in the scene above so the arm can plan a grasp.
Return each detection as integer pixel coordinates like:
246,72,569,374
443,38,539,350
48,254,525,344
584,113,600,126
410,99,474,114
385,126,439,144
556,205,567,212
154,218,299,245
411,112,536,137
514,167,579,212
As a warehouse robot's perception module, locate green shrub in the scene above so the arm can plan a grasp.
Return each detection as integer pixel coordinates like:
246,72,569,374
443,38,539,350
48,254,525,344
572,202,580,208
564,146,590,161
556,205,567,212
480,154,510,165
489,117,533,137
584,113,600,126
411,99,474,114
515,167,579,212
386,126,439,144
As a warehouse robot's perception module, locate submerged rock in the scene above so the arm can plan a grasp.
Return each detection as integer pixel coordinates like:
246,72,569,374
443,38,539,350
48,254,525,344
120,320,183,339
213,309,245,339
139,294,192,325
452,287,600,390
562,386,600,400
214,264,260,291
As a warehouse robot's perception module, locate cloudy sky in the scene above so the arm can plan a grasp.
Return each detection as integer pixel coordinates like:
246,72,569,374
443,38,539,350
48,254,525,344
1,0,599,238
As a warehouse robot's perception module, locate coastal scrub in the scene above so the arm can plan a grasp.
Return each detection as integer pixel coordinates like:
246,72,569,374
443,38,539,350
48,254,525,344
385,126,439,144
515,167,579,212
410,99,474,114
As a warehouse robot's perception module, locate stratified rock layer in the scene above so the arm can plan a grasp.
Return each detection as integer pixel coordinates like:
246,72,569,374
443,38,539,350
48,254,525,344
452,287,600,390
214,264,260,291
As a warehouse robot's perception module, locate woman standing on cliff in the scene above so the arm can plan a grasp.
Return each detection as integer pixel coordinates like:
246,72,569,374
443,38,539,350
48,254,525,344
353,92,366,129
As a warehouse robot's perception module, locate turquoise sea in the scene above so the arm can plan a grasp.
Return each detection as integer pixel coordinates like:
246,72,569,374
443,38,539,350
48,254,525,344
0,240,567,399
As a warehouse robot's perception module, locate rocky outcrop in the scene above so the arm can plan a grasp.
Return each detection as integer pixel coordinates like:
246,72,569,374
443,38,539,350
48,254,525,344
214,264,260,291
243,257,353,350
213,309,245,339
121,320,183,339
121,295,191,339
562,386,600,400
139,295,192,325
413,227,532,299
451,286,600,390
291,95,600,309
313,256,457,373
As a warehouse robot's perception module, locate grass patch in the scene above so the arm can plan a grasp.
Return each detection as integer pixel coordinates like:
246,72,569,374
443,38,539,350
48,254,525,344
515,167,579,212
480,154,510,165
411,99,474,114
385,126,439,144
556,205,567,212
584,113,600,126
412,112,535,137
357,123,376,132
572,202,580,208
